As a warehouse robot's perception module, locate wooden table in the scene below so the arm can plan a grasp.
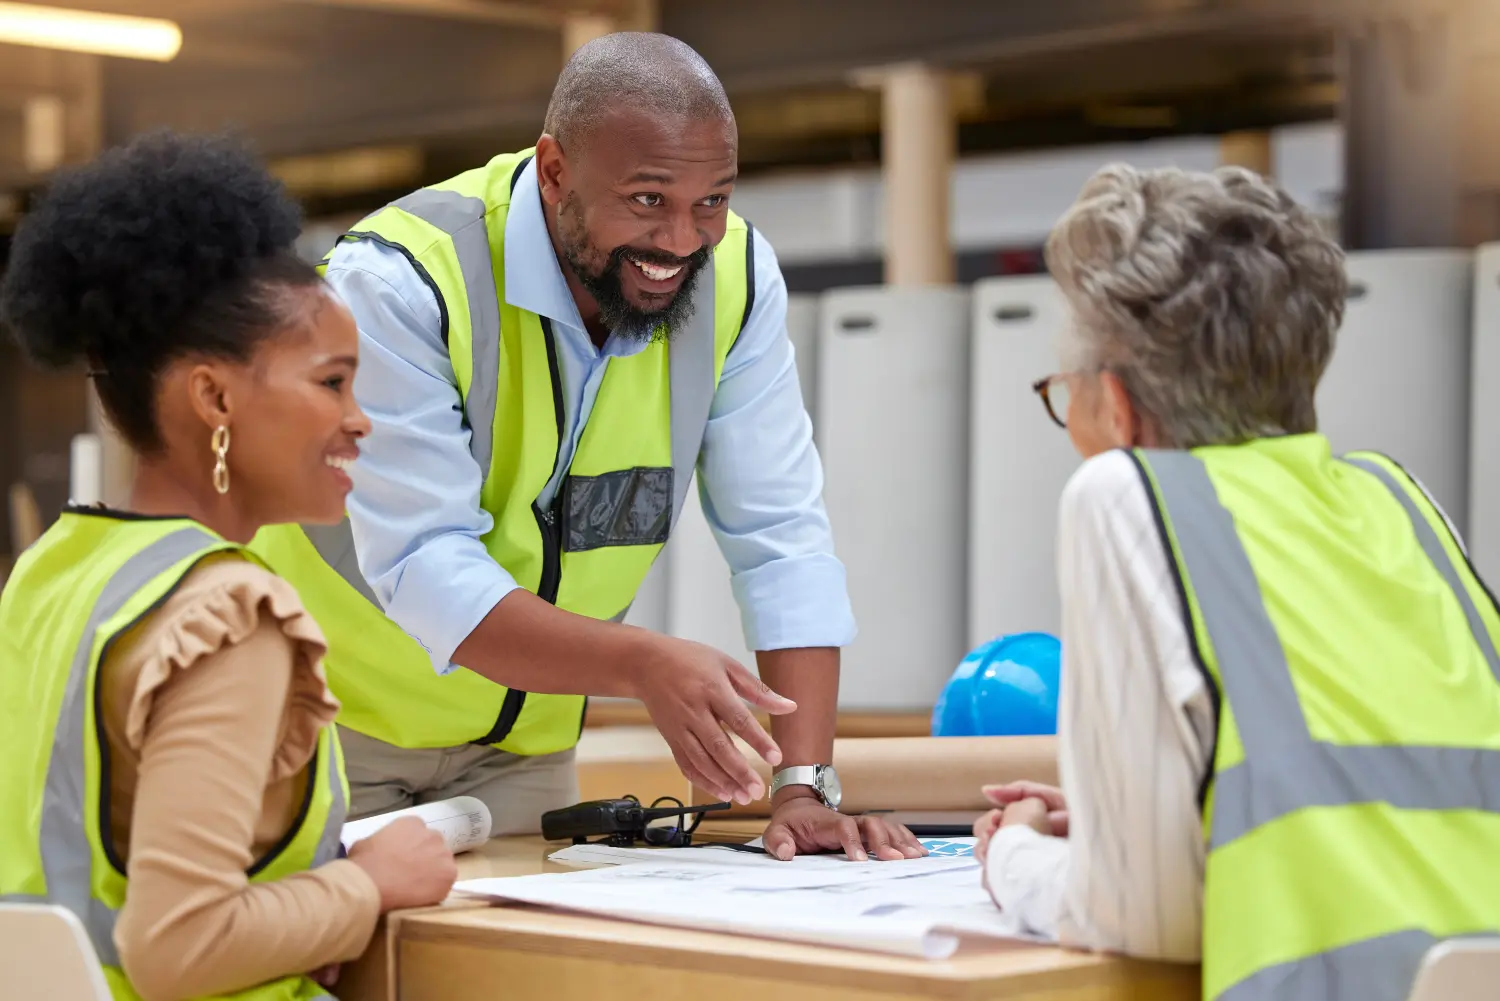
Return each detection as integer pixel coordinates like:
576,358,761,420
339,822,1200,1001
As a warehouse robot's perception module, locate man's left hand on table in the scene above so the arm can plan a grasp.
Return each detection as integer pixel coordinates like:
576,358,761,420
760,790,926,861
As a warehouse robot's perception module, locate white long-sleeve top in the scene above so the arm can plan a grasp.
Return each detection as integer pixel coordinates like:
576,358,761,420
983,449,1217,962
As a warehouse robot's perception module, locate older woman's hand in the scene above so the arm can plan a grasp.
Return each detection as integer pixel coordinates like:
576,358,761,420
999,798,1053,836
973,808,1003,866
982,781,1070,837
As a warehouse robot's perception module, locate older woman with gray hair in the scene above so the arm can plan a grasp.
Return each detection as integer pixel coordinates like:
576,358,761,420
973,164,1500,1001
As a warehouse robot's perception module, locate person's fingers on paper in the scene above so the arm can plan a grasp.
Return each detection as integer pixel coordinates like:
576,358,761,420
999,797,1053,836
981,781,1066,811
854,816,905,861
761,821,797,862
309,965,339,989
886,820,927,859
711,683,782,773
972,809,1003,864
834,814,870,862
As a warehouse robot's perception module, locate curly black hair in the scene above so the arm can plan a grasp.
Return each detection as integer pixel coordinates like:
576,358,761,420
0,130,321,451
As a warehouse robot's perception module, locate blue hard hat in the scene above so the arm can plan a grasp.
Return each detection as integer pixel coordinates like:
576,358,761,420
931,632,1061,737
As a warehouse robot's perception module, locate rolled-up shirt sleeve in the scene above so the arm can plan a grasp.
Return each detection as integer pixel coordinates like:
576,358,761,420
327,241,519,674
697,228,857,651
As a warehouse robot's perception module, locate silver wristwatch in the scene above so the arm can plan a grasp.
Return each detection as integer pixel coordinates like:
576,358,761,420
770,764,842,811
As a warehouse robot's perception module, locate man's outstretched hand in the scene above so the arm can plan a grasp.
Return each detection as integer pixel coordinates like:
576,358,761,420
629,635,797,804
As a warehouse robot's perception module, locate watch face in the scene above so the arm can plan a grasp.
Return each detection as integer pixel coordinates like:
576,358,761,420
819,766,843,811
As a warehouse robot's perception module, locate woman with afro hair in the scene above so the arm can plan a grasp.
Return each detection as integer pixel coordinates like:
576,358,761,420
0,130,456,1001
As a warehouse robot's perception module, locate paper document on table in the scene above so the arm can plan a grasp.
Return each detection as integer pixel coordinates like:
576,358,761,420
456,839,1036,959
340,796,491,854
548,836,977,869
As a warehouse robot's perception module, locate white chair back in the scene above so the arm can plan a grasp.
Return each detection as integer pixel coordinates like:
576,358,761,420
0,902,112,1001
1407,938,1500,1001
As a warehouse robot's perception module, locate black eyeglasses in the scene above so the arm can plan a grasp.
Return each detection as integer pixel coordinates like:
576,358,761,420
1031,374,1070,429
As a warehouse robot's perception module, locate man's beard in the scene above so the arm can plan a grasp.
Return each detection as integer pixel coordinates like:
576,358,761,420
559,199,710,343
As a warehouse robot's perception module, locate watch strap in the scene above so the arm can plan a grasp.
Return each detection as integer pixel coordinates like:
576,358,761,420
771,765,820,795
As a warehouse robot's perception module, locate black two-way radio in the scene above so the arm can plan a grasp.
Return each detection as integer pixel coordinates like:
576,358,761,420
541,795,732,848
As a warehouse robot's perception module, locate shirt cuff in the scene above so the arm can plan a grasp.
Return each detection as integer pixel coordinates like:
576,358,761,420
731,553,856,651
985,825,1069,941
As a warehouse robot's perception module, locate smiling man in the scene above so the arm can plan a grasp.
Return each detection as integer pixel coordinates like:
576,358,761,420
249,33,919,861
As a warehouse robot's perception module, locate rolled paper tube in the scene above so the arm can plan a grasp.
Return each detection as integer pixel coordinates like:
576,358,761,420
691,735,1059,817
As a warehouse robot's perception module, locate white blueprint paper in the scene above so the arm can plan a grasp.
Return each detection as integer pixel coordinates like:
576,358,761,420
546,836,977,869
454,838,1035,959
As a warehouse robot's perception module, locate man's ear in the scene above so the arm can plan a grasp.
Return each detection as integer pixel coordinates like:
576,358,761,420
534,134,569,208
186,362,234,432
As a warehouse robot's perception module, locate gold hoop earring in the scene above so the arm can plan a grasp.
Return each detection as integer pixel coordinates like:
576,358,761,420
211,425,231,495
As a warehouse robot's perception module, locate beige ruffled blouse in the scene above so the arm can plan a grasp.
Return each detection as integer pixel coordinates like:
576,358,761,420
98,554,380,1001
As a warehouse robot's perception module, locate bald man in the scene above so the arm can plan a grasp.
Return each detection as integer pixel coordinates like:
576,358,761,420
250,33,921,861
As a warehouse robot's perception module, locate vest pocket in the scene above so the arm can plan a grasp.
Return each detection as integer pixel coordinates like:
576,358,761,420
561,467,673,552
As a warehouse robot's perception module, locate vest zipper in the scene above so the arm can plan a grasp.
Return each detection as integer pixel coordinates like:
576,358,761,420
474,318,567,747
532,501,563,602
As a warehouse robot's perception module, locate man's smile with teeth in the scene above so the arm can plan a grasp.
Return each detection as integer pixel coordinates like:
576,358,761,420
632,258,682,281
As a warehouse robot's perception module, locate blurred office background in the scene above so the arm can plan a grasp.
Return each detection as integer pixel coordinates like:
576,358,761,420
2,0,1498,710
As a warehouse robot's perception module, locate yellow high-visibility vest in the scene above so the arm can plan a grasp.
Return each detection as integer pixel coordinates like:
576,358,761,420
0,511,348,1001
1134,436,1500,1001
252,149,752,753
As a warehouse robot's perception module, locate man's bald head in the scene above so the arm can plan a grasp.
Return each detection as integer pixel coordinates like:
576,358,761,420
542,32,735,154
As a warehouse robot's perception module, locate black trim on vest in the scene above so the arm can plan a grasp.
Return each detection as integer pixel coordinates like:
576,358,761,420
94,551,308,880
336,231,451,347
1127,449,1222,812
64,505,192,523
740,222,757,335
246,743,321,878
510,155,534,195
473,315,568,747
1368,451,1500,622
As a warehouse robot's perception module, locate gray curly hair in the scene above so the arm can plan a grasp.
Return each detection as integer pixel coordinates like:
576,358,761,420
1045,164,1348,449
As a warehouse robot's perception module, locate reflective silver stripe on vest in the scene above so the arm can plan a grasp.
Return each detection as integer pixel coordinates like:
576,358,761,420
310,737,349,867
391,187,503,481
666,254,718,530
302,518,379,606
1143,449,1500,1001
1218,929,1500,1001
0,527,218,968
1342,457,1500,685
1210,742,1500,850
608,256,719,623
299,187,499,610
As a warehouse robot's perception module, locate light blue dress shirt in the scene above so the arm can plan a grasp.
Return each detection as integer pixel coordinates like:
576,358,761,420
326,158,856,675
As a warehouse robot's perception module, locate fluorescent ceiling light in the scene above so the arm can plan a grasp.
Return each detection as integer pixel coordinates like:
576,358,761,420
0,2,182,61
